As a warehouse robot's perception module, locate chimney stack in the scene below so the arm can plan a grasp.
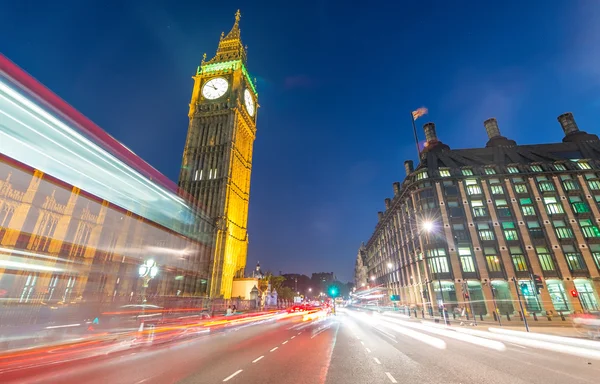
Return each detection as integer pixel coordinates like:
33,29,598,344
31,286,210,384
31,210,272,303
404,160,414,175
393,182,400,196
483,118,501,139
423,122,438,143
557,112,579,135
384,198,391,210
377,211,384,221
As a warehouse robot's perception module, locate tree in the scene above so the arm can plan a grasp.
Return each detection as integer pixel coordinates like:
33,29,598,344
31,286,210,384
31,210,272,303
279,286,295,301
258,272,286,294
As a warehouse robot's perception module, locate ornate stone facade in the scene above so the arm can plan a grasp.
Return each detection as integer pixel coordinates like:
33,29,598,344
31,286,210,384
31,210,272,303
178,11,258,298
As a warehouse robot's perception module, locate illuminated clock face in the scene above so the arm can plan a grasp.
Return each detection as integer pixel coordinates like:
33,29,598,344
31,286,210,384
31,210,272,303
244,89,255,117
202,77,229,100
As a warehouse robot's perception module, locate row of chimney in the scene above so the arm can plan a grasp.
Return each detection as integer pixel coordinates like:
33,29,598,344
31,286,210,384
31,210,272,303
376,112,595,222
419,112,585,150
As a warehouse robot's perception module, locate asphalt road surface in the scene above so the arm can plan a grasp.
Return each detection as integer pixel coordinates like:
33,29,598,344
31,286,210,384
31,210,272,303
2,308,599,383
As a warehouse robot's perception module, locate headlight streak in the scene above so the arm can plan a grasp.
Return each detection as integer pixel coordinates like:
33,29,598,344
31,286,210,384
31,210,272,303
381,316,506,351
347,310,446,350
455,327,600,360
487,327,600,351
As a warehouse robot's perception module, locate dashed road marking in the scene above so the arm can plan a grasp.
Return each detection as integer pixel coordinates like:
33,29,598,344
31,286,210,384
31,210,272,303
282,340,288,345
508,343,528,349
373,357,381,365
223,369,243,382
365,348,371,353
360,341,365,346
252,356,264,363
385,372,397,383
270,347,278,352
291,336,295,339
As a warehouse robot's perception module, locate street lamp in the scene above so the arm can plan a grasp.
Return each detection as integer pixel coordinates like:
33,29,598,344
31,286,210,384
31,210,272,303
308,288,312,292
370,276,375,281
139,259,159,303
387,262,393,269
421,220,434,233
361,282,365,287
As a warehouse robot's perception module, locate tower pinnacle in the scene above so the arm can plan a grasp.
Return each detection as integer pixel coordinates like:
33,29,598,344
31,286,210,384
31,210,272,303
206,10,246,64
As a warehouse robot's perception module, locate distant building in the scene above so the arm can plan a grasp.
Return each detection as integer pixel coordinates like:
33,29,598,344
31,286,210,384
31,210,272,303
361,113,600,316
354,244,368,288
311,272,335,283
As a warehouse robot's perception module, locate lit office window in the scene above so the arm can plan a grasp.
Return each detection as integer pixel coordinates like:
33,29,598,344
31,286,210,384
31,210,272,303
510,246,528,272
544,197,564,214
466,179,482,195
530,165,543,172
577,161,592,170
484,168,496,175
416,170,428,180
590,244,600,270
477,222,495,241
562,245,587,272
536,246,555,272
502,222,519,241
458,247,476,273
514,184,528,194
484,247,502,272
588,180,600,190
507,166,519,174
553,220,573,239
569,196,590,214
561,175,580,191
427,248,450,274
462,168,474,176
554,163,567,171
491,185,504,195
579,218,600,238
439,169,451,177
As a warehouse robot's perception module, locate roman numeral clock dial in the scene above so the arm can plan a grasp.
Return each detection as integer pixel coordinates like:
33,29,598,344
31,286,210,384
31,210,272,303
202,77,229,99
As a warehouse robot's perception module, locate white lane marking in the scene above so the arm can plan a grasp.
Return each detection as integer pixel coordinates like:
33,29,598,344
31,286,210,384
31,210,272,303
374,329,399,344
223,369,243,382
374,327,396,339
252,356,264,363
373,357,382,365
282,340,288,345
385,372,398,383
291,336,295,339
270,347,278,352
365,347,371,353
311,326,329,339
360,341,365,346
508,342,528,349
356,336,360,340
298,332,302,335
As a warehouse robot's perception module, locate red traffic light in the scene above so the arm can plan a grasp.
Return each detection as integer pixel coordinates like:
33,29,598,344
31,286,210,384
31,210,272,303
570,289,578,298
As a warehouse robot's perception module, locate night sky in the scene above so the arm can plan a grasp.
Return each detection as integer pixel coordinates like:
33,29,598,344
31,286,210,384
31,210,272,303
2,1,599,282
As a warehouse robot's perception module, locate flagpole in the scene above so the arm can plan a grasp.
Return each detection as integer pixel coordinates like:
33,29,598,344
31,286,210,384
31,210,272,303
411,112,420,160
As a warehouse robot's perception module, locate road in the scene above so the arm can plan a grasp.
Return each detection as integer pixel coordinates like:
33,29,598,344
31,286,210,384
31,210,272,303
2,308,600,383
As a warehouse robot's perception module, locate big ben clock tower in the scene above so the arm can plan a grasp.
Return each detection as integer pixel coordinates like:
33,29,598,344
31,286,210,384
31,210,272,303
178,10,258,298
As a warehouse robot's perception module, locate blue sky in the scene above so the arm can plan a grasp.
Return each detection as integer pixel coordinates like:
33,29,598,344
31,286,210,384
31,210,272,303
2,1,600,282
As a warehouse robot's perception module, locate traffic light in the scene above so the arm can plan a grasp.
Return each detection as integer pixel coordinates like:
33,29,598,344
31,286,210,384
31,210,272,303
328,285,339,298
533,274,544,294
570,289,579,298
520,283,530,296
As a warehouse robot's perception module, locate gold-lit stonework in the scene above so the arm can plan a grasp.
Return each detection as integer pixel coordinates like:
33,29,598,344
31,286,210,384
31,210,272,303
178,10,258,298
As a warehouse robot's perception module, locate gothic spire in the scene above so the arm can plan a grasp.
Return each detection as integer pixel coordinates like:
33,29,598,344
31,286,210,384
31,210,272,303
206,10,246,65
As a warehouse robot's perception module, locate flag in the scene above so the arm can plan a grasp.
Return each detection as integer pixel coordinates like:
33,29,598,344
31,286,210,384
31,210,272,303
412,107,428,121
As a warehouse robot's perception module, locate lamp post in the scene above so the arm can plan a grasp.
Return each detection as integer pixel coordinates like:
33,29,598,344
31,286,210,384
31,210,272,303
138,259,159,304
138,259,158,333
421,220,447,325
